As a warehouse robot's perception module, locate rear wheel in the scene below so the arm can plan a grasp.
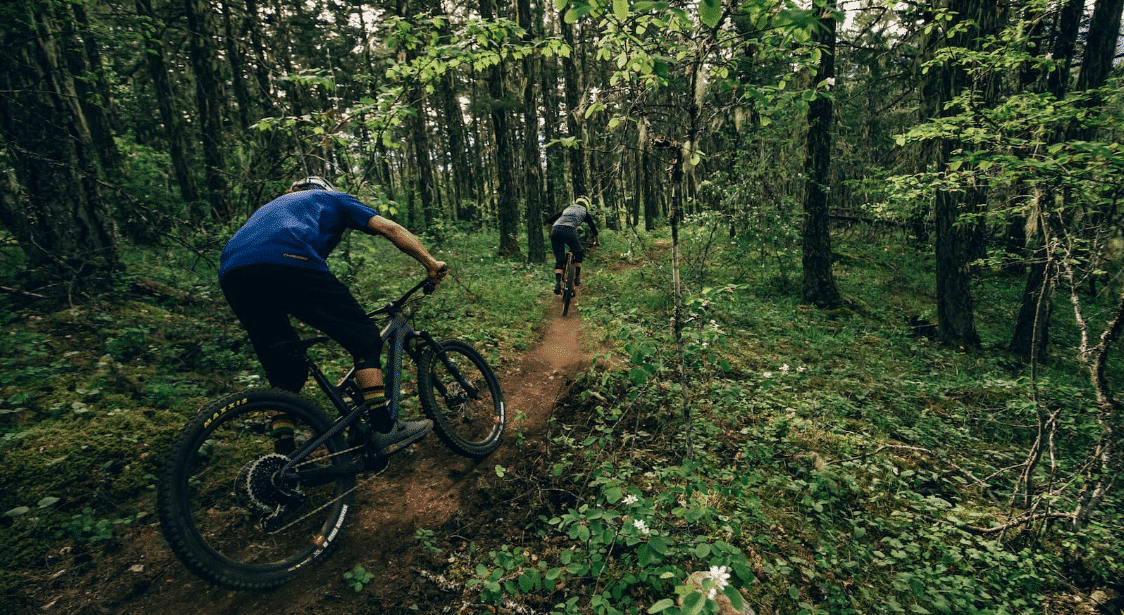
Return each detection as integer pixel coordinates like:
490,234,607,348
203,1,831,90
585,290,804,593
562,256,577,316
418,339,505,457
157,389,357,589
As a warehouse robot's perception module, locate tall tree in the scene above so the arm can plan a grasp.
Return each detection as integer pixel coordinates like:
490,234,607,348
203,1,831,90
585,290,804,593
480,0,522,257
137,0,201,208
559,18,588,199
801,0,842,309
1009,0,1085,359
184,0,232,219
518,0,546,263
923,0,1004,348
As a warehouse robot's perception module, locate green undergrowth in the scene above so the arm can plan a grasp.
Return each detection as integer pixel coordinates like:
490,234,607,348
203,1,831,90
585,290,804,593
445,222,1123,615
1,222,1121,615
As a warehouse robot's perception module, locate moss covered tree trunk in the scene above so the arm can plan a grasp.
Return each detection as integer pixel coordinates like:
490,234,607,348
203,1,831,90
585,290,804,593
0,0,120,295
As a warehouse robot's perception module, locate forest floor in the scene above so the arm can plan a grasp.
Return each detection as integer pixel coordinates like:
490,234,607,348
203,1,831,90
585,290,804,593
26,290,591,615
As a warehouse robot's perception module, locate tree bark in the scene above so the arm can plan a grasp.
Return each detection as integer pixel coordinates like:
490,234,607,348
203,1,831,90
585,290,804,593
137,0,201,208
559,19,588,199
480,0,522,257
926,0,1003,348
1009,0,1083,358
801,0,842,309
518,0,546,263
184,0,232,220
0,1,120,292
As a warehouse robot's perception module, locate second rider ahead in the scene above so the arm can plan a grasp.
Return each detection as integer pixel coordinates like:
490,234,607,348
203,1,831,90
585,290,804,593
545,199,599,295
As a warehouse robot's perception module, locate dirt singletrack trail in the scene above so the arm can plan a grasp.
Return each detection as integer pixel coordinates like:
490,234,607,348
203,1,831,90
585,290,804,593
45,292,592,615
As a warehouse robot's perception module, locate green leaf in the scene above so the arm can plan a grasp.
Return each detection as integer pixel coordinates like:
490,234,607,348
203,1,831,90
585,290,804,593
495,464,506,477
698,0,722,28
724,585,745,610
648,598,676,613
564,5,593,23
519,570,539,593
555,0,570,9
681,591,706,615
613,0,629,21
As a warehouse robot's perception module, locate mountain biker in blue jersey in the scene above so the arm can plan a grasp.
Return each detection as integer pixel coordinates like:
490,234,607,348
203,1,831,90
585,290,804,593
219,176,448,454
545,200,599,295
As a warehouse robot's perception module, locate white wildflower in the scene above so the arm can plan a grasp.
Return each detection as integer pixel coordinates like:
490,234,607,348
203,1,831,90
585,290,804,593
781,364,790,373
708,566,730,588
633,519,650,535
763,371,773,379
622,494,639,506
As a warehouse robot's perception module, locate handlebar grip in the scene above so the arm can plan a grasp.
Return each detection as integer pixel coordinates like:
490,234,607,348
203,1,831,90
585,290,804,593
423,281,436,295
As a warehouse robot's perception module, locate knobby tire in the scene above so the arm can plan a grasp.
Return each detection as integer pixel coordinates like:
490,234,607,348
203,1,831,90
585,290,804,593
156,389,357,590
561,257,576,317
417,339,505,457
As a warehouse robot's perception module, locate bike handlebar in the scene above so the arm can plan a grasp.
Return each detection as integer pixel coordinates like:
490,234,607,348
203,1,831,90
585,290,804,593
369,267,447,317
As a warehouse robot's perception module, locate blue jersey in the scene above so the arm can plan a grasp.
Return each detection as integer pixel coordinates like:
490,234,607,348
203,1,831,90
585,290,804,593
220,190,378,278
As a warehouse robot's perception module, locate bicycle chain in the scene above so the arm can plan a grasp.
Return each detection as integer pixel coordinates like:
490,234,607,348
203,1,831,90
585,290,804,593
258,442,385,535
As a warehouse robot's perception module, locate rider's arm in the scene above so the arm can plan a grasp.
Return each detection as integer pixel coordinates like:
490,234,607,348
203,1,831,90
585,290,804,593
544,211,562,226
585,213,599,238
365,215,448,281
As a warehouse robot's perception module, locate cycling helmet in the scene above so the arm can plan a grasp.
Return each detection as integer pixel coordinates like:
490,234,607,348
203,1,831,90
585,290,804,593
289,176,337,192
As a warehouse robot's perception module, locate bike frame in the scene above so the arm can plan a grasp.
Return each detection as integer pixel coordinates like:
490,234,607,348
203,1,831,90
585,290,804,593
277,278,476,481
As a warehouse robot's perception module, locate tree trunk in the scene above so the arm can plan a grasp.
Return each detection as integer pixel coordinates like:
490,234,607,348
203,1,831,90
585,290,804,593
540,39,564,213
438,73,473,219
1009,0,1083,358
560,19,588,199
801,0,841,309
137,0,201,208
480,0,522,257
0,1,120,292
926,0,1003,348
518,0,546,263
184,0,232,220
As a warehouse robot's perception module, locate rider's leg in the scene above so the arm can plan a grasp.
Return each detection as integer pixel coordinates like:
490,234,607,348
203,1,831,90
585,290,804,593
554,269,563,294
355,366,393,432
354,359,431,451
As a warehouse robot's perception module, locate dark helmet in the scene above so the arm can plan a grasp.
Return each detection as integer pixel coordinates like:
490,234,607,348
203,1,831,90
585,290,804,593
289,176,337,192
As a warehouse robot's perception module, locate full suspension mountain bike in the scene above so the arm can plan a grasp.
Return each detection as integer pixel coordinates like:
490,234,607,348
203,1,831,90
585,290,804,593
156,277,505,590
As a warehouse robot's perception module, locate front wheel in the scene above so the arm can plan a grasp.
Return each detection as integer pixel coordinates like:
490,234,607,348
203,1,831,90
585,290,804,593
417,339,505,457
156,389,357,590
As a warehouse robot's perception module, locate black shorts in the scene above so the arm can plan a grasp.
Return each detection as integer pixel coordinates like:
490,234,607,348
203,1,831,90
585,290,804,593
220,263,382,392
550,225,583,270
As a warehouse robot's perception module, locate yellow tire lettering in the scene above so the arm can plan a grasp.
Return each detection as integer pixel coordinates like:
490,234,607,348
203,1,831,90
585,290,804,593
203,397,249,428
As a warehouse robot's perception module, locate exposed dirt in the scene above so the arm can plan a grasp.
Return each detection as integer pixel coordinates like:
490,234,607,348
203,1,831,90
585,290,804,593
26,293,591,615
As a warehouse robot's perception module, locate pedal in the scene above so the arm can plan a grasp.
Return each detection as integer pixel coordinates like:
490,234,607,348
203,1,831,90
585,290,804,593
364,454,391,475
